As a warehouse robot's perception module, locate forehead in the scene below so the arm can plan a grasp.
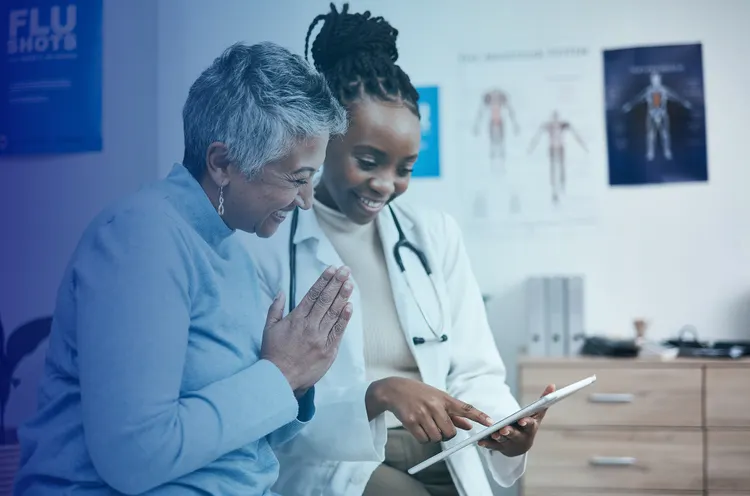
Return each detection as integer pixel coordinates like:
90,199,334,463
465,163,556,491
345,99,421,153
270,134,329,173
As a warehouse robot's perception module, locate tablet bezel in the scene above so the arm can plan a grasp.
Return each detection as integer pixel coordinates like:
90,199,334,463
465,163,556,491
407,374,597,475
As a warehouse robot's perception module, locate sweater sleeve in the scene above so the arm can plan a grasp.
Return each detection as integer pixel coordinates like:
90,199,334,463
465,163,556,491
74,210,302,495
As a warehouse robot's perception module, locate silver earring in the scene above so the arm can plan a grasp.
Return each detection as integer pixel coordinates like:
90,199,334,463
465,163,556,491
218,184,225,216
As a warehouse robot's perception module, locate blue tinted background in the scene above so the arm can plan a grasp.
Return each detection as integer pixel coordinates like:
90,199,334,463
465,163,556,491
0,0,103,155
603,43,708,186
413,86,440,178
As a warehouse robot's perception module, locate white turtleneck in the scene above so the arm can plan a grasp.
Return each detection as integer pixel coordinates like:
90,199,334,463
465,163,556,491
313,198,421,428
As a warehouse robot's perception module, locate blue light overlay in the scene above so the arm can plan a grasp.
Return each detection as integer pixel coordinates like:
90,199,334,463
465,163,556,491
14,164,315,495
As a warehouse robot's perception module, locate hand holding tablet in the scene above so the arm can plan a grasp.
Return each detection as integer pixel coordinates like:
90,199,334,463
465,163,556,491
408,375,597,475
477,382,557,457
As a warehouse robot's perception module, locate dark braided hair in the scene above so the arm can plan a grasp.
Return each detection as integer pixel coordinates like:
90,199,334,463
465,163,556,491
304,3,419,117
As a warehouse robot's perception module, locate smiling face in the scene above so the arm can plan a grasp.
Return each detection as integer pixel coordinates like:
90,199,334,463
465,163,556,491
204,134,329,237
316,98,421,224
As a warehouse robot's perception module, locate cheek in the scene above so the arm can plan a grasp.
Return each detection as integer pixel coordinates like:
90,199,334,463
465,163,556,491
394,176,411,196
326,158,363,189
269,189,297,209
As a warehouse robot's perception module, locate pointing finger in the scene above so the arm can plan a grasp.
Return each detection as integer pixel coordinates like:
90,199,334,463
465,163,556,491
447,399,493,428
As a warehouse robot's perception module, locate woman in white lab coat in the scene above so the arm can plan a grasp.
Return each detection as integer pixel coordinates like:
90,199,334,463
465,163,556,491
241,4,553,495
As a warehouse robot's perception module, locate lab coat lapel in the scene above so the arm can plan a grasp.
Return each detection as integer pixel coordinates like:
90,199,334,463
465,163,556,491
293,207,364,372
376,205,447,387
292,207,340,267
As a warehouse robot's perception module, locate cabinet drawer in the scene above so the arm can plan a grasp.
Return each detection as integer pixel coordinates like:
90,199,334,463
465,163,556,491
524,429,703,491
524,491,699,496
520,366,702,427
707,430,750,491
706,368,750,427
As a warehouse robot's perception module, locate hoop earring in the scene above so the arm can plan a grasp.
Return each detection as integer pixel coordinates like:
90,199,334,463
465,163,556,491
218,184,225,216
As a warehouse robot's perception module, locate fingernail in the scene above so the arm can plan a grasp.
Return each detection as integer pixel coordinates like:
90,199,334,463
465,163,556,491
519,420,526,427
487,417,495,425
274,290,282,301
324,265,336,276
336,266,350,279
343,281,353,292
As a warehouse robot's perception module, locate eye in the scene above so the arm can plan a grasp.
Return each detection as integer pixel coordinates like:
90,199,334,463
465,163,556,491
293,178,309,186
356,157,378,170
399,168,414,177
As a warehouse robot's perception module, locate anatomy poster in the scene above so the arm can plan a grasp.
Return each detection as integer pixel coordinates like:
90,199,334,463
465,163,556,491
604,43,708,186
458,48,601,228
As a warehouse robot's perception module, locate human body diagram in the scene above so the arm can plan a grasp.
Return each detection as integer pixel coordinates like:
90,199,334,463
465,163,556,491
528,111,587,204
621,72,692,161
473,89,519,172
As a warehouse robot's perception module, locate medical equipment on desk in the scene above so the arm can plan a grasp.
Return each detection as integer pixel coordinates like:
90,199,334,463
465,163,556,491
288,205,448,345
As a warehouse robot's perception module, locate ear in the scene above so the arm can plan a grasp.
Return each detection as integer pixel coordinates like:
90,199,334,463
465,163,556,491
205,142,232,188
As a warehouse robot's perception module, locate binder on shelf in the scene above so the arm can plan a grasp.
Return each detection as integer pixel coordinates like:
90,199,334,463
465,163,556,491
524,275,586,357
546,276,566,356
525,277,547,356
564,275,585,356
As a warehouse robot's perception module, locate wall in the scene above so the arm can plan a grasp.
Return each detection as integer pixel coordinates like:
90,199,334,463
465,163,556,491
0,0,742,493
0,0,159,428
157,0,750,348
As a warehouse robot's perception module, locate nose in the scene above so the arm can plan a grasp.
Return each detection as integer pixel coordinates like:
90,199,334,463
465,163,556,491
368,172,396,198
295,181,314,210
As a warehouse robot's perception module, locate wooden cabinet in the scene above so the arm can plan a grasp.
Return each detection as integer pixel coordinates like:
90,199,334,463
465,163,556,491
519,357,750,496
706,367,750,427
707,430,750,491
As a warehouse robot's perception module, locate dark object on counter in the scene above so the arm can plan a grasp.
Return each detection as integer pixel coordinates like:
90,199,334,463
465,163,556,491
580,336,639,358
662,326,750,359
676,345,747,359
662,326,708,349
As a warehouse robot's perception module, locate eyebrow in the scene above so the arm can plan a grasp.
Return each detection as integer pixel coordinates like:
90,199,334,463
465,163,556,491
289,167,317,177
354,145,418,163
353,145,388,159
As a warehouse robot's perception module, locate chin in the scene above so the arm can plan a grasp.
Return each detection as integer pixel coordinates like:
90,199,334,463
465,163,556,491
253,220,281,238
255,227,279,238
346,195,384,225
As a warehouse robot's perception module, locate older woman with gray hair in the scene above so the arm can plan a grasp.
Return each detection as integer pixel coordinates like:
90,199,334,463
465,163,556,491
14,42,352,496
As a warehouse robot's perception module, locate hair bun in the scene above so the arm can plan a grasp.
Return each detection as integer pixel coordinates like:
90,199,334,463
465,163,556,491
306,3,399,73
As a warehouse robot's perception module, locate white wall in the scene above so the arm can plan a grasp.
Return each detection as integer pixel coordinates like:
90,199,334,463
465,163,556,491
0,0,159,428
157,0,750,344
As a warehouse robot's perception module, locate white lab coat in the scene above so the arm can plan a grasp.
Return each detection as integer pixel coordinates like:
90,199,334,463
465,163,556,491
239,200,526,496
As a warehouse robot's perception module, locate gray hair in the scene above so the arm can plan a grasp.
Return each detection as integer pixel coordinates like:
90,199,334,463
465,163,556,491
182,41,348,179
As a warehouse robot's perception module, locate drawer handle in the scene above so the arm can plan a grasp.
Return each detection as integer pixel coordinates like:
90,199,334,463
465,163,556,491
589,456,637,467
588,393,634,404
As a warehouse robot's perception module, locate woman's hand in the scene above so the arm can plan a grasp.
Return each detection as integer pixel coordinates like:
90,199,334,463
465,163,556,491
478,384,555,457
261,266,354,395
366,377,494,444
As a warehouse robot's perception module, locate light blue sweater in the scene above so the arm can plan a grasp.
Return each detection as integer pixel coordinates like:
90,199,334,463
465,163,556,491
14,163,314,495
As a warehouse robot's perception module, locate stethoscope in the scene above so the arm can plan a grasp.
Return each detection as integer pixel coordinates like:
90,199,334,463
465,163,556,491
288,204,448,345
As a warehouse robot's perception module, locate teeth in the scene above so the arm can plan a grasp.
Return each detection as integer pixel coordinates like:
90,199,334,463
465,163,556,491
359,197,384,209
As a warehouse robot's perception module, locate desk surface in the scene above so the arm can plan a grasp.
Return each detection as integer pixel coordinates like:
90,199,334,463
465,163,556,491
518,355,750,368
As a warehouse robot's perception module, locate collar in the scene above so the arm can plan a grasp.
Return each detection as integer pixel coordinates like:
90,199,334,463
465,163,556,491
164,163,234,248
292,200,414,246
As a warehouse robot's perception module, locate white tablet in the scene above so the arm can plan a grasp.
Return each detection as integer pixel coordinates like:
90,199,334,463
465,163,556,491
407,374,597,475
